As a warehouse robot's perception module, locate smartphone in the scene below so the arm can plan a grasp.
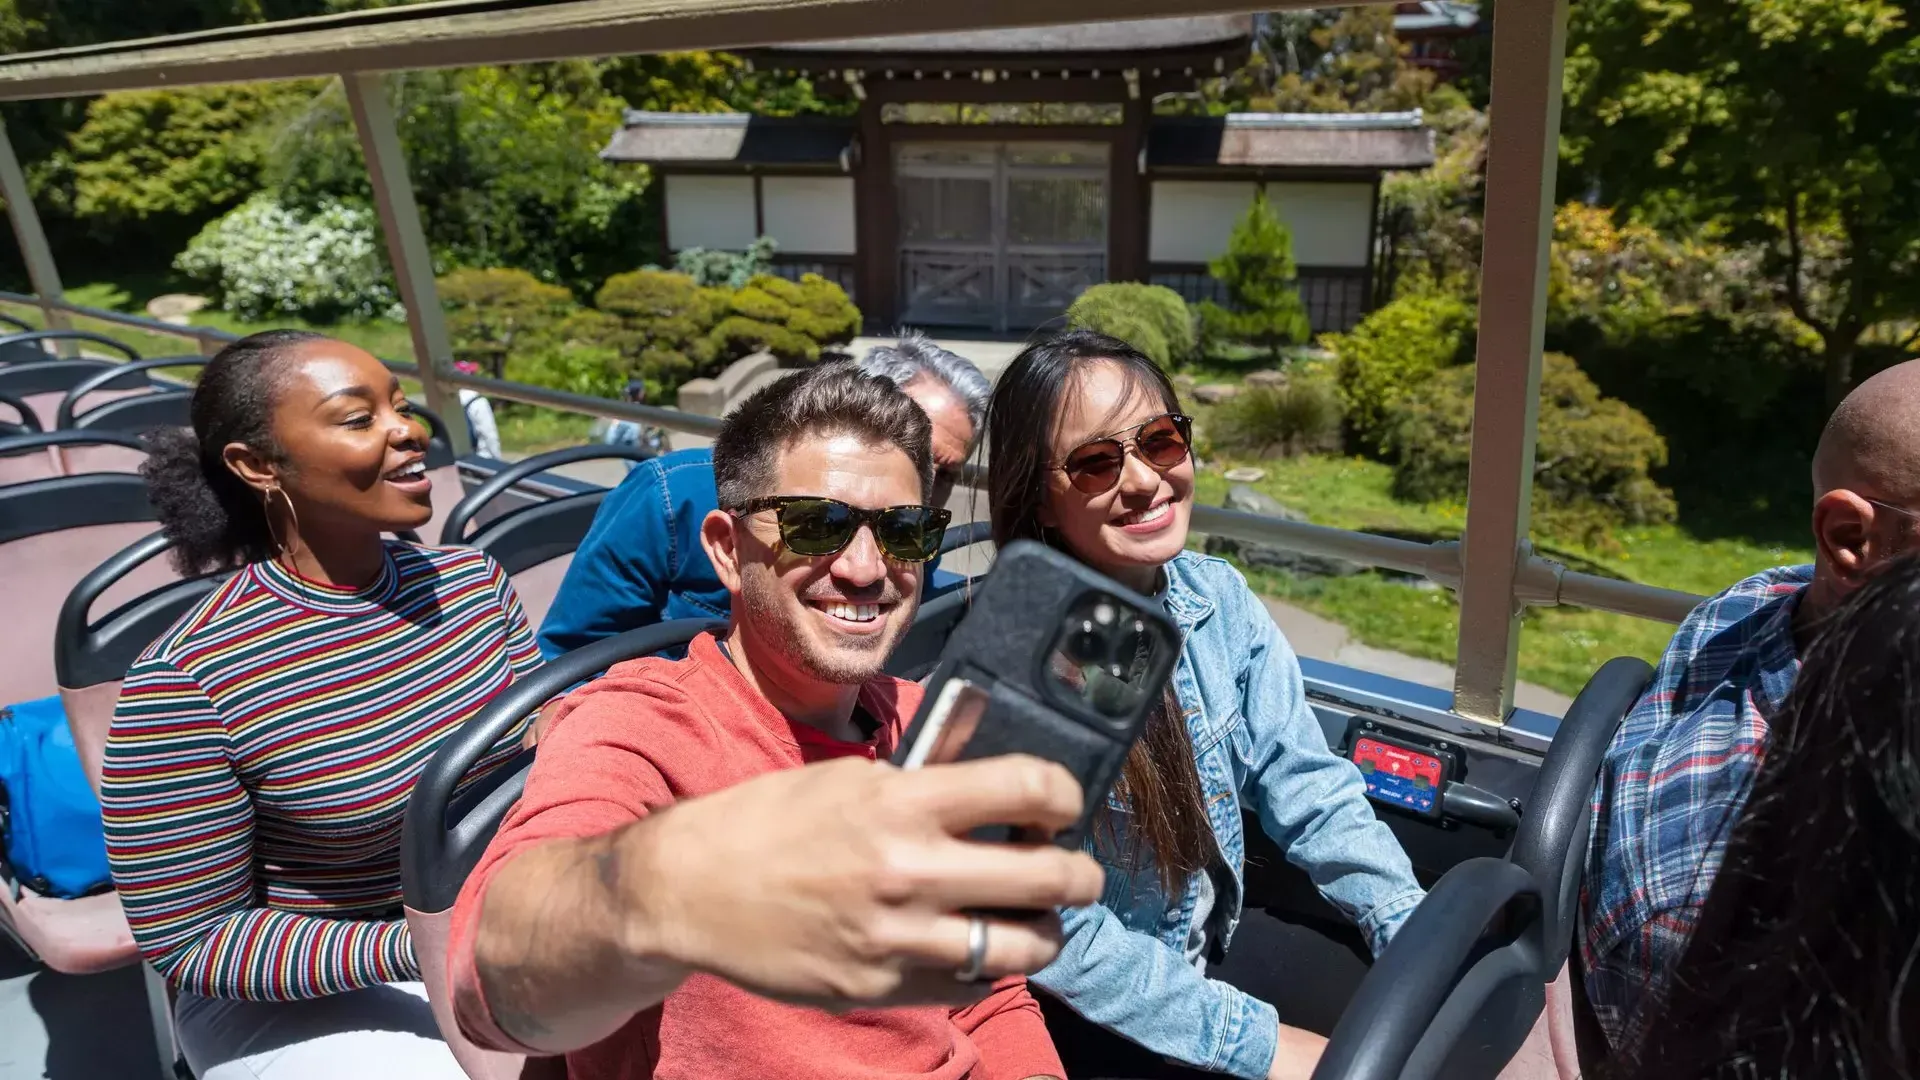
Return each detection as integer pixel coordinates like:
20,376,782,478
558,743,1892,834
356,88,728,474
892,540,1181,849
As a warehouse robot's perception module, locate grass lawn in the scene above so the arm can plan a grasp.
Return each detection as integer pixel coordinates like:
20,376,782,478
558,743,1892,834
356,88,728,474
1190,454,1812,697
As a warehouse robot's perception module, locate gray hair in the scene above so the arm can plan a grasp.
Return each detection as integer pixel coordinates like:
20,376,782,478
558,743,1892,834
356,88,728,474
858,330,990,446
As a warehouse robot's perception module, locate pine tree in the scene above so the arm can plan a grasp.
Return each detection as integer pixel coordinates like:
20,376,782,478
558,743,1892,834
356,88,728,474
1200,190,1313,362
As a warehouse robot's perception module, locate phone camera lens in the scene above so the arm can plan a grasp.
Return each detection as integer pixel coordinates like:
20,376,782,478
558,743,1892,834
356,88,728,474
1093,602,1116,625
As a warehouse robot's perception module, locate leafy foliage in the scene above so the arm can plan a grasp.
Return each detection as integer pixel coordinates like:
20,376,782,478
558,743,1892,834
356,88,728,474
174,193,401,321
1198,191,1312,362
1264,7,1438,113
66,81,321,229
710,273,861,364
592,269,728,397
1385,353,1677,545
1560,0,1920,403
1375,96,1487,300
673,237,778,289
438,267,578,375
1066,283,1197,368
1327,292,1477,453
1209,375,1344,459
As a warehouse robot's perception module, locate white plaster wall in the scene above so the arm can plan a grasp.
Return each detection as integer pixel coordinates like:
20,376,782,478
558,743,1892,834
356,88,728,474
1149,180,1373,266
761,176,856,255
665,174,757,251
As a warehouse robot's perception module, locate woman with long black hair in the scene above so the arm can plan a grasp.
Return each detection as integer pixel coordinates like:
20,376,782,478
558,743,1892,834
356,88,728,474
100,330,542,1079
986,330,1424,1080
1621,554,1920,1080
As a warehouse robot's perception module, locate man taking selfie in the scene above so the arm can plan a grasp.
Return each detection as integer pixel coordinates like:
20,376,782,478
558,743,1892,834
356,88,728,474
446,363,1088,1079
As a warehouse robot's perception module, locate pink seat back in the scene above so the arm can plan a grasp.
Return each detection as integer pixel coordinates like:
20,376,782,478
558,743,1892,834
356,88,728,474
1494,963,1584,1080
505,556,573,631
0,523,174,709
406,906,563,1080
59,679,123,796
0,884,140,976
0,446,61,486
424,465,468,546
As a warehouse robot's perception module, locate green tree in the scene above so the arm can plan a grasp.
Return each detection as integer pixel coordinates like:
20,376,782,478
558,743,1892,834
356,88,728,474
1264,6,1437,113
438,267,579,376
1561,0,1920,404
66,82,321,229
1198,191,1313,362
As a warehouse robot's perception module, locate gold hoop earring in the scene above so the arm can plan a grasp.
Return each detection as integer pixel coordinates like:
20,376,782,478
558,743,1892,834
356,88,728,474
264,485,302,559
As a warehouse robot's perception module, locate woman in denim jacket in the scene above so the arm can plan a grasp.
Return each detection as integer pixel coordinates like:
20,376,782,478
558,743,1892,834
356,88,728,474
986,331,1425,1080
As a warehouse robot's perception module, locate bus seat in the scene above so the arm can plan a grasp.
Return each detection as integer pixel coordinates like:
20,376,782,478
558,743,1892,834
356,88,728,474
885,584,973,682
402,618,723,1080
0,328,140,372
384,402,466,544
0,429,148,487
0,469,159,708
57,356,205,435
55,531,232,794
1506,656,1651,965
0,357,138,430
0,389,39,437
436,444,660,624
1310,858,1548,1080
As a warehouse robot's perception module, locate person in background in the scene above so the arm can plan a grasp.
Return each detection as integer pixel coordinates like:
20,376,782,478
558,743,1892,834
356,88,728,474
1580,357,1920,1053
447,362,1090,1079
101,331,543,1080
595,378,669,469
986,330,1424,1080
535,332,990,659
453,359,503,460
1621,553,1920,1080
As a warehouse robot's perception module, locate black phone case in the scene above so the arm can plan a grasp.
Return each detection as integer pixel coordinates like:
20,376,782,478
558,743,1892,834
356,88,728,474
892,540,1180,849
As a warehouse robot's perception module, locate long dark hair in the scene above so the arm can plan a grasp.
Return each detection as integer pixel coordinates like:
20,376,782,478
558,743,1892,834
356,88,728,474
988,329,1214,891
1623,554,1920,1080
142,330,323,575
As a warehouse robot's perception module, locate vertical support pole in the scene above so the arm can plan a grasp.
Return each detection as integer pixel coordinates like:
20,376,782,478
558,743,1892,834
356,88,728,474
342,73,470,453
1451,0,1568,724
0,117,72,341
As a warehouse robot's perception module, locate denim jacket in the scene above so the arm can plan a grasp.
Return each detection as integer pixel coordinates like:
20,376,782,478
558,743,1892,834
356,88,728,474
536,448,731,659
1032,551,1426,1079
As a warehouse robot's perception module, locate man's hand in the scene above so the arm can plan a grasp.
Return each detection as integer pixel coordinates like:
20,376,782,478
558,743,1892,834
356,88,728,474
520,698,567,749
620,754,1103,1009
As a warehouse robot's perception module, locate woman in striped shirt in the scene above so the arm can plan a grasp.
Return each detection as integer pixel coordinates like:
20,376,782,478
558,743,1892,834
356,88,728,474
101,330,541,1080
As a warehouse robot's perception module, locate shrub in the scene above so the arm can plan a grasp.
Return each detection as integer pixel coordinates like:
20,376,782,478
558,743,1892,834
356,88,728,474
1066,283,1196,368
1383,352,1677,544
1209,377,1344,459
438,267,578,376
503,341,627,401
593,269,727,395
673,236,778,289
1197,190,1313,362
174,193,402,322
709,273,861,364
1327,292,1477,453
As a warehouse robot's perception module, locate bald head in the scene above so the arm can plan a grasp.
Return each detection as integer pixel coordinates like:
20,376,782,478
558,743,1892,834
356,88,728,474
1812,359,1920,504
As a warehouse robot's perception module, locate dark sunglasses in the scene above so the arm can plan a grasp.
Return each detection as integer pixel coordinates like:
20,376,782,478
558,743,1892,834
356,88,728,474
1057,413,1194,495
731,496,952,563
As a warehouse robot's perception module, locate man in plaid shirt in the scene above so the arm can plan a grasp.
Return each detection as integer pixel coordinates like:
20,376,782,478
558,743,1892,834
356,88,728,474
1579,358,1920,1052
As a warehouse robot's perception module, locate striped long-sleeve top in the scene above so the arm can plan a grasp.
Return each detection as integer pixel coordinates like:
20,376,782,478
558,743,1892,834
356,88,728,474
100,542,543,1001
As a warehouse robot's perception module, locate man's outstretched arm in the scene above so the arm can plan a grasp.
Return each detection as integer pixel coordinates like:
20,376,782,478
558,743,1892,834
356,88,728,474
456,754,1104,1055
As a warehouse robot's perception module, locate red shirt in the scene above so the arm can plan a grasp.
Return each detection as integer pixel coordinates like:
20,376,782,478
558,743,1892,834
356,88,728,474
447,633,1062,1080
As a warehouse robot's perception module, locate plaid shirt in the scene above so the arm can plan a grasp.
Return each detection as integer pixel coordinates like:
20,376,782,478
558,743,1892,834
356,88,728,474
1578,564,1811,1051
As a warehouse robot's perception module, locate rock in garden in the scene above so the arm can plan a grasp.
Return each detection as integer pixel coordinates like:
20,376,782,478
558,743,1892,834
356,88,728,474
1222,466,1267,483
146,293,209,326
1171,373,1197,392
1202,484,1363,578
1244,369,1288,389
1193,383,1239,405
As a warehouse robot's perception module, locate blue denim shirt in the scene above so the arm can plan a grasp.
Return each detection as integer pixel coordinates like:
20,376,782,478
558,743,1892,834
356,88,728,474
536,448,731,659
1032,551,1426,1079
537,446,964,659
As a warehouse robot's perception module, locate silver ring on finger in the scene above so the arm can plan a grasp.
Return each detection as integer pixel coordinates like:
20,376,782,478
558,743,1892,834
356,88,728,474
955,915,989,983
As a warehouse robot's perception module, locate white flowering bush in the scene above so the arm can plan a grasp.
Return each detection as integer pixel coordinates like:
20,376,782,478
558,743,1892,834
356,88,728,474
174,194,405,322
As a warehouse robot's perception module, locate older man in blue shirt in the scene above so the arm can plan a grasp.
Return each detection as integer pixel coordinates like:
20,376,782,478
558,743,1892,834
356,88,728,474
1581,357,1920,1053
536,332,990,658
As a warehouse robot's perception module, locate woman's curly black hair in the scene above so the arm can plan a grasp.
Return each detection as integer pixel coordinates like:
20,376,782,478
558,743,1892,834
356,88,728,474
142,329,325,576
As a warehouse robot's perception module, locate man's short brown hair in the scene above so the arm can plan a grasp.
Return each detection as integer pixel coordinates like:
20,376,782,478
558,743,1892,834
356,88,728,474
712,361,935,508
